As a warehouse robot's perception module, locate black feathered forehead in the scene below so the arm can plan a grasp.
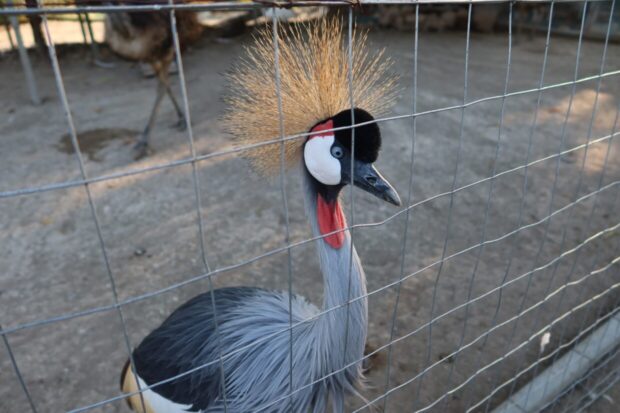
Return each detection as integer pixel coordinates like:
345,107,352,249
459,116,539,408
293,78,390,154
332,108,381,163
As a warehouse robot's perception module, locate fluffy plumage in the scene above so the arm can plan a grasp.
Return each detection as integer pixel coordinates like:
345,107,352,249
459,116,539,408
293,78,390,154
223,18,398,175
120,281,364,412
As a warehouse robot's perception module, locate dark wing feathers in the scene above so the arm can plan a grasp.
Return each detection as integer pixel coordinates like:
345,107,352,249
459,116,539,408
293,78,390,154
130,287,263,411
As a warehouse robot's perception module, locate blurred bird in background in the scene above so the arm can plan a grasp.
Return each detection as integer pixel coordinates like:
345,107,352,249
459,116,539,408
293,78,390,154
104,7,203,158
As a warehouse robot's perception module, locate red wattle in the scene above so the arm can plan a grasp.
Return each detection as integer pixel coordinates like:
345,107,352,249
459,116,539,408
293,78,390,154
317,194,346,249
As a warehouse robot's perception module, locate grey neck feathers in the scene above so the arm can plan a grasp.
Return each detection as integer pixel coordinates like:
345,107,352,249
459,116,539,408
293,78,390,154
301,168,368,369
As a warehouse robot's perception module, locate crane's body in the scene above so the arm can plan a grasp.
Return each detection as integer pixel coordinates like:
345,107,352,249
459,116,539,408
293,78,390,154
104,9,203,158
122,170,368,411
120,19,399,413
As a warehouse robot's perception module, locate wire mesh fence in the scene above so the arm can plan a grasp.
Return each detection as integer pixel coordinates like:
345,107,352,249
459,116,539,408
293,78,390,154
0,0,619,412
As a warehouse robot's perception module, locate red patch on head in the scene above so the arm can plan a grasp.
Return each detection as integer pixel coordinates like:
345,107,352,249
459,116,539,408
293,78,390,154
309,119,334,140
317,194,346,249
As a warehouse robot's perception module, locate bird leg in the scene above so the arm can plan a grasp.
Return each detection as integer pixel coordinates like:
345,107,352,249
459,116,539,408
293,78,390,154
156,64,187,131
134,78,166,159
163,81,187,131
133,60,189,159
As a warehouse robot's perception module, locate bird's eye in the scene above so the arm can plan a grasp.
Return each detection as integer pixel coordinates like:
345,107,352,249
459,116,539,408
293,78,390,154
331,146,344,159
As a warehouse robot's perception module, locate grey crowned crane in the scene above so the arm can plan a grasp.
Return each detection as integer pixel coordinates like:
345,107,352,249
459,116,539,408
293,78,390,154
104,8,203,159
120,19,400,413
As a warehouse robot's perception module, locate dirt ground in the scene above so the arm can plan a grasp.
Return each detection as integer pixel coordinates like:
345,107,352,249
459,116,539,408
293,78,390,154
1,16,620,413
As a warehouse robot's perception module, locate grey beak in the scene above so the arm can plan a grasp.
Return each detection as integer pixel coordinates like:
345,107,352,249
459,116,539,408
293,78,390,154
350,161,401,206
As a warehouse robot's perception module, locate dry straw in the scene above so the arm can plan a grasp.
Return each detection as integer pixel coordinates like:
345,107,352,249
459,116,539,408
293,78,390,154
224,18,399,176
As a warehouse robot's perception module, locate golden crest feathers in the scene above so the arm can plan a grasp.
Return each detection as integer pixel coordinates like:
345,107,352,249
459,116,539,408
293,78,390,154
223,18,398,176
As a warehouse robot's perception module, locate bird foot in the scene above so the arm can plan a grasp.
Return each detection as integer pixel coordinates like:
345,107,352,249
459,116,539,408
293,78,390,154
173,117,188,132
94,59,116,69
132,140,151,160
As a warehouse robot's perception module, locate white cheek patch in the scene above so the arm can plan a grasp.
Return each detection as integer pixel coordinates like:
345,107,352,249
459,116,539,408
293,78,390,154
304,135,341,185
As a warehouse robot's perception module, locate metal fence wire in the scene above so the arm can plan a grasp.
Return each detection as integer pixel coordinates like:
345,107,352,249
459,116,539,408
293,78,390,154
0,0,619,412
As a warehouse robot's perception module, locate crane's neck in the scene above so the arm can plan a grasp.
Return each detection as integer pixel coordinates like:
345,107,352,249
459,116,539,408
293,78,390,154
302,168,368,367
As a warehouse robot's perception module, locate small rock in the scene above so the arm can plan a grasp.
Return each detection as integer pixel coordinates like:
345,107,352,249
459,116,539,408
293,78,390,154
134,248,147,257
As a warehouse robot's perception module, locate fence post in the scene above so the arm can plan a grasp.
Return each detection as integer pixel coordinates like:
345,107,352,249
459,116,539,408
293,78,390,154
6,0,41,105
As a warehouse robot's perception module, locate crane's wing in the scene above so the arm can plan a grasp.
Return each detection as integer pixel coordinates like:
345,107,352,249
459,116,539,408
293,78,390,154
121,287,265,412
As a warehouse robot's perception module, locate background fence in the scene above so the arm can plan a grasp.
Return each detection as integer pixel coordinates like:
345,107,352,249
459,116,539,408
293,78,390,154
1,0,619,412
